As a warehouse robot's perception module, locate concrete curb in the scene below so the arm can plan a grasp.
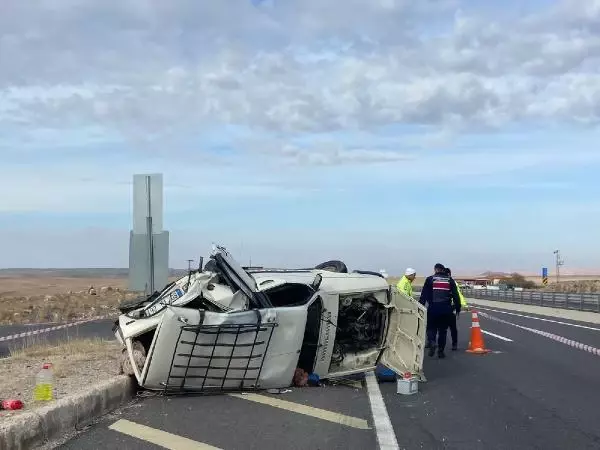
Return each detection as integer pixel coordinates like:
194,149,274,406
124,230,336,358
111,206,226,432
0,375,137,450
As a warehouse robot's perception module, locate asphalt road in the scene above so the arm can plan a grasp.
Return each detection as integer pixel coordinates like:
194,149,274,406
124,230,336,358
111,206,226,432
54,306,600,450
0,319,116,358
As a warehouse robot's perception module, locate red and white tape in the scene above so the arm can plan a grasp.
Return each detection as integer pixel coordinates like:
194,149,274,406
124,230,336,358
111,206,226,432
478,311,600,357
0,314,117,343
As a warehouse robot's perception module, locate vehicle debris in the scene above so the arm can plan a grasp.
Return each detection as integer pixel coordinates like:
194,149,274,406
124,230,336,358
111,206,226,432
114,244,427,394
266,388,292,394
0,399,24,410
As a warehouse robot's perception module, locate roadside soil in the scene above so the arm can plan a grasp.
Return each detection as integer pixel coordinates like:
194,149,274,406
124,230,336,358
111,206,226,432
0,338,122,417
0,277,139,324
541,279,600,293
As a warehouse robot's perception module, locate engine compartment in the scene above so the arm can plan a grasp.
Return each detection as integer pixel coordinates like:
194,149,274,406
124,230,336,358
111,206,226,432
328,292,388,373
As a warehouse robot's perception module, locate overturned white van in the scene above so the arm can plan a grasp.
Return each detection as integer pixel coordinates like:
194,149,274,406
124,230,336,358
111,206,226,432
113,245,427,393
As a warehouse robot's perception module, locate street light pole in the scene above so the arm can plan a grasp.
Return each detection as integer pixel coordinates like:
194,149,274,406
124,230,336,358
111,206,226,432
553,250,564,284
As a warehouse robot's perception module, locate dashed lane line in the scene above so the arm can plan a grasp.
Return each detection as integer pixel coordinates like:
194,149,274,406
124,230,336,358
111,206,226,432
108,419,222,450
475,306,600,332
228,393,371,430
479,312,600,357
481,330,513,342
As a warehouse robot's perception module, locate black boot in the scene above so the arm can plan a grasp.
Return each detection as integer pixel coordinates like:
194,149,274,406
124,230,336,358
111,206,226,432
428,345,436,357
438,349,446,359
452,343,458,351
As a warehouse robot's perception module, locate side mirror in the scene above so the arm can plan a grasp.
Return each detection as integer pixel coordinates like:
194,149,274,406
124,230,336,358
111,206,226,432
311,273,323,291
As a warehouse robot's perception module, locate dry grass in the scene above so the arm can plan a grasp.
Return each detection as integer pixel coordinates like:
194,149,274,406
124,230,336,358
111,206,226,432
0,337,122,416
0,277,140,324
541,280,600,293
0,276,129,297
9,336,119,360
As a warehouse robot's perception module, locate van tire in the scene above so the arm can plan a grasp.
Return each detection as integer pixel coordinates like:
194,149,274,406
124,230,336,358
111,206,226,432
314,260,348,273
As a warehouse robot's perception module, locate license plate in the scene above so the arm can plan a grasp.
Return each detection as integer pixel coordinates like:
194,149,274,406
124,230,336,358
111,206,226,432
170,288,184,301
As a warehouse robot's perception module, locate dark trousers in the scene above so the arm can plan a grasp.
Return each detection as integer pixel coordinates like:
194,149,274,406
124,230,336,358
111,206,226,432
426,313,454,351
448,312,457,345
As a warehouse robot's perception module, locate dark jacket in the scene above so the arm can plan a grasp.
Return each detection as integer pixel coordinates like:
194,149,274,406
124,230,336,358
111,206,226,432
419,273,461,315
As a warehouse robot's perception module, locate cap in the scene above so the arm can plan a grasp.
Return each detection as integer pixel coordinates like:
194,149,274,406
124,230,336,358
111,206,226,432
405,268,416,276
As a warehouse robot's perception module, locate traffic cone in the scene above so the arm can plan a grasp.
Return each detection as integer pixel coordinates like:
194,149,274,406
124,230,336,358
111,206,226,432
466,310,491,354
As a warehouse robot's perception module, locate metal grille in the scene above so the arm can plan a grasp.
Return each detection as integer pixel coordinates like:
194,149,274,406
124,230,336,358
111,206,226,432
161,321,278,395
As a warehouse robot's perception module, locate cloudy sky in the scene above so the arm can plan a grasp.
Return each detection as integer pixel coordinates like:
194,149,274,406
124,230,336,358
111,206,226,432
1,0,599,274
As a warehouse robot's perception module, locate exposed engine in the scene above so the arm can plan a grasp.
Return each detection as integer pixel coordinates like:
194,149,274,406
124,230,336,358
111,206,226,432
331,294,385,364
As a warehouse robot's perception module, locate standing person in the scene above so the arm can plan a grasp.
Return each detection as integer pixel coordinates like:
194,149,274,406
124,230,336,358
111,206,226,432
444,267,467,350
396,268,417,298
420,263,462,358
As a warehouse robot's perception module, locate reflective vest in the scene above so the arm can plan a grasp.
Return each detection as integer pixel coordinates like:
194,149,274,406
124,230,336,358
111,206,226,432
456,283,468,308
396,275,413,298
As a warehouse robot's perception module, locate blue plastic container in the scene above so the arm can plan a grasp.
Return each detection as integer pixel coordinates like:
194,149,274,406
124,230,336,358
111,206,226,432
375,364,397,381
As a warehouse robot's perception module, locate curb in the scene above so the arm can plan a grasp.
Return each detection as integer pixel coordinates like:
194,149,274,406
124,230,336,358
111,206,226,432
0,375,137,450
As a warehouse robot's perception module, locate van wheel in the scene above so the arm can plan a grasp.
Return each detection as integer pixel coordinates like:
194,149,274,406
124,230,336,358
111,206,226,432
120,340,146,376
314,260,348,273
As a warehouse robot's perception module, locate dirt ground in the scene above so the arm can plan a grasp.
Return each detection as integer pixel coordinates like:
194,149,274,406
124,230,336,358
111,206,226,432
0,277,138,324
0,276,129,298
541,279,600,293
0,338,122,417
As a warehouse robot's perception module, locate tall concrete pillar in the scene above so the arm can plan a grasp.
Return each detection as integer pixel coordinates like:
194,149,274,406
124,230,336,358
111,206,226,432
128,173,169,293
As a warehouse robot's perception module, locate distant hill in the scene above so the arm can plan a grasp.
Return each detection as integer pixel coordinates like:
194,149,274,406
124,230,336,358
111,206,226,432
479,271,512,278
0,268,189,278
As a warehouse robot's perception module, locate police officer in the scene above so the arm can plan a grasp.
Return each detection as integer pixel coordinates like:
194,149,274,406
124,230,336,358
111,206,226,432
444,267,466,351
420,263,462,358
396,268,417,298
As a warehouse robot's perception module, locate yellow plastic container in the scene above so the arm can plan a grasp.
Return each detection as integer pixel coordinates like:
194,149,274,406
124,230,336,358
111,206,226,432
33,363,54,401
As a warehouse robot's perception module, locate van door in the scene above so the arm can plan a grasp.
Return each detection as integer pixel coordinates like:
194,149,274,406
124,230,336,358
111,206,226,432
211,244,271,308
379,287,427,380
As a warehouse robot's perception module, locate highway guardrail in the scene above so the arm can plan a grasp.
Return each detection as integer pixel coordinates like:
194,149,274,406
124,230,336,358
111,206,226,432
413,289,600,313
465,289,600,312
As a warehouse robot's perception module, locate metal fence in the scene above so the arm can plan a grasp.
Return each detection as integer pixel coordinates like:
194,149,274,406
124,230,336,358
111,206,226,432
412,289,600,313
162,321,277,395
460,289,600,313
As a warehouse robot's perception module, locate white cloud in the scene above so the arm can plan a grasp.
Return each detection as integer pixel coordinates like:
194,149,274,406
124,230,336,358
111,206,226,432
1,0,600,217
1,0,600,143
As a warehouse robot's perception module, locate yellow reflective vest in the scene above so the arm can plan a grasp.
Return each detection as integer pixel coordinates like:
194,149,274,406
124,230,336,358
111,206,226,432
396,275,413,298
456,282,468,308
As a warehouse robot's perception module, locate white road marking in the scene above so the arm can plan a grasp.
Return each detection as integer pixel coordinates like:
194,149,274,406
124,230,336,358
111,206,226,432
476,306,600,332
108,419,221,450
229,393,370,429
478,312,600,357
481,330,513,342
365,371,399,450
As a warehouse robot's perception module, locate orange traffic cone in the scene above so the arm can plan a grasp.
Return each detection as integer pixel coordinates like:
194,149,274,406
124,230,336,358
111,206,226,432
466,310,491,354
